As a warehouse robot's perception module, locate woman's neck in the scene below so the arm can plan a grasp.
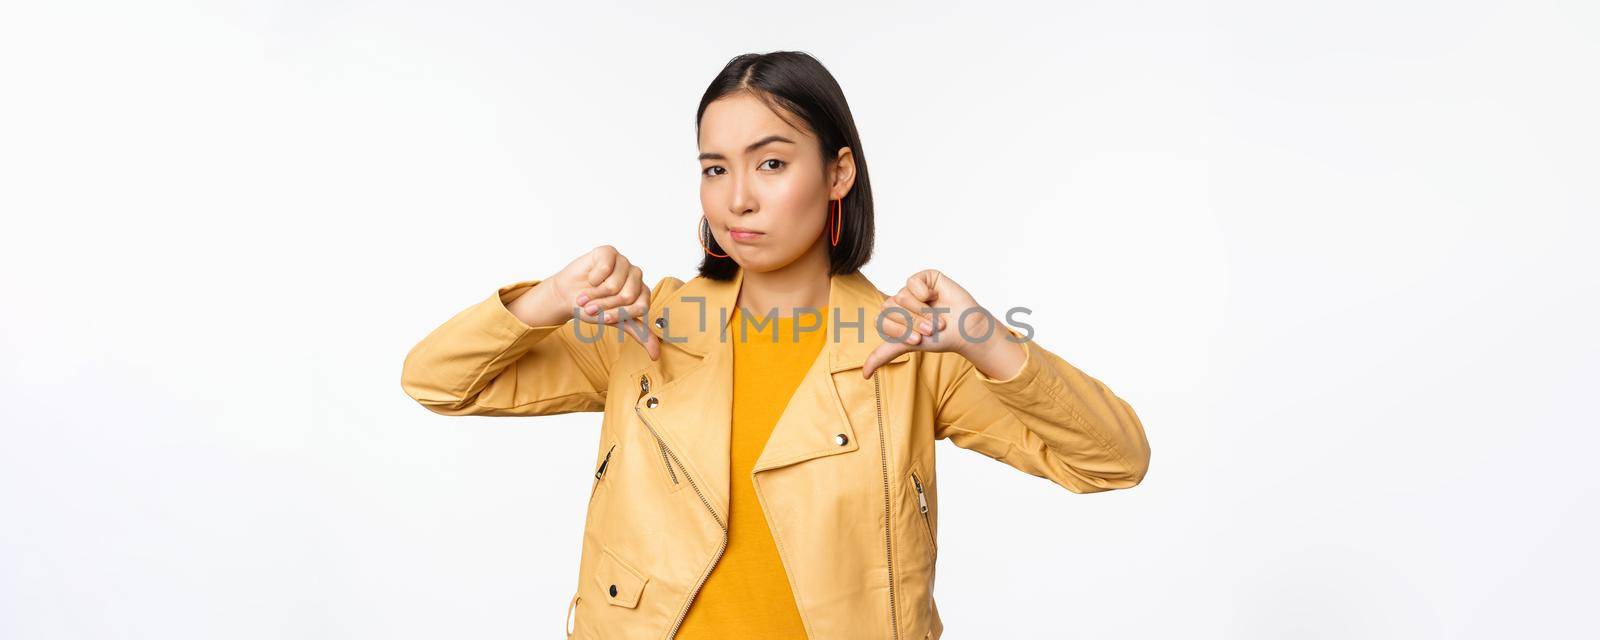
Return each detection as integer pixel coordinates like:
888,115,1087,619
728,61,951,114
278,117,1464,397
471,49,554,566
735,250,831,319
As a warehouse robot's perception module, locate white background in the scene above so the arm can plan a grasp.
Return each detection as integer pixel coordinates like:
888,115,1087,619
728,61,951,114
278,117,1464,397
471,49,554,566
2,1,1596,638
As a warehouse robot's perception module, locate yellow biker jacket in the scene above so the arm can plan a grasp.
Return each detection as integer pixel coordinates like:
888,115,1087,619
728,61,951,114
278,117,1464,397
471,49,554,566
400,266,1151,639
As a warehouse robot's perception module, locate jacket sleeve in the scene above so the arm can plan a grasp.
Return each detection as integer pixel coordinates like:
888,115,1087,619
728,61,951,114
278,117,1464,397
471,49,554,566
931,328,1151,493
400,278,650,417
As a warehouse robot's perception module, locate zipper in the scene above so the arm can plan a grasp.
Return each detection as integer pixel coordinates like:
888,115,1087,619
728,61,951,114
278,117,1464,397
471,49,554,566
639,374,678,487
577,441,616,638
633,402,726,639
594,444,616,482
874,372,901,640
655,439,678,485
911,470,936,561
589,442,616,505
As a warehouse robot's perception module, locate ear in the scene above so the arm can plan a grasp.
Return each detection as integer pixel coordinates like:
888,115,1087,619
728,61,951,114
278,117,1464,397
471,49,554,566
830,146,857,199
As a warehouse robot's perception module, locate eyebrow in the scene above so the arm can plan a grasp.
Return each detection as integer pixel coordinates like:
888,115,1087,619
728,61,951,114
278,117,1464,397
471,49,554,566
698,135,796,161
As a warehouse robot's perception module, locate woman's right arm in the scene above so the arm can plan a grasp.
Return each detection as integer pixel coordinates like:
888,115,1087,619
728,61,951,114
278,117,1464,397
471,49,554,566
400,246,660,417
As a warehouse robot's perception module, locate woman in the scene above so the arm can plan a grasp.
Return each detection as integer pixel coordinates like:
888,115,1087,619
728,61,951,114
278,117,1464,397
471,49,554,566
400,51,1150,640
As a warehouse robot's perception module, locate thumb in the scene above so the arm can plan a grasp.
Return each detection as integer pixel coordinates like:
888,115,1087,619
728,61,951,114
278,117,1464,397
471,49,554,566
643,325,661,361
620,318,660,361
861,340,910,379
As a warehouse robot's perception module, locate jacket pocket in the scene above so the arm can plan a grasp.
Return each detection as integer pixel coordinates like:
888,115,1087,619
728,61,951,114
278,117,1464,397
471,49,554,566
901,463,940,640
593,545,650,609
910,468,937,563
589,440,617,502
632,370,683,493
583,438,618,552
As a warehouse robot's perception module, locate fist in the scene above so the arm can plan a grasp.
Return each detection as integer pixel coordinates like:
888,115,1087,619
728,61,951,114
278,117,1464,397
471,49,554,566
545,245,660,360
862,269,999,377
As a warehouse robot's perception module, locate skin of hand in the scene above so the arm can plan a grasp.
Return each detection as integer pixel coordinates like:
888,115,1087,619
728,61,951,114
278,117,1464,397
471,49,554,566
861,269,1027,380
512,244,662,360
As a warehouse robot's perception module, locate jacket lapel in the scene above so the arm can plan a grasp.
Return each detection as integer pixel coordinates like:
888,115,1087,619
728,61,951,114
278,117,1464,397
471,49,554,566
642,266,912,518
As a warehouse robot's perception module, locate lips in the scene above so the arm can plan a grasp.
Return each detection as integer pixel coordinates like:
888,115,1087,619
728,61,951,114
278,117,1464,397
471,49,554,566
729,228,764,241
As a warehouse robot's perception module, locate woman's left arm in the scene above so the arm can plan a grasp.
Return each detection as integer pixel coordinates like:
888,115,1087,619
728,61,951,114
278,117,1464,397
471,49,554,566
866,269,1151,494
930,332,1151,493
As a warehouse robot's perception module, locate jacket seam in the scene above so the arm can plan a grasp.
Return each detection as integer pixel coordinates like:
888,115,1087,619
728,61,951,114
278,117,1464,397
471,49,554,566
454,321,538,410
931,353,967,421
957,347,1139,481
919,372,944,421
481,389,605,411
449,284,552,408
555,322,613,397
1019,358,1139,480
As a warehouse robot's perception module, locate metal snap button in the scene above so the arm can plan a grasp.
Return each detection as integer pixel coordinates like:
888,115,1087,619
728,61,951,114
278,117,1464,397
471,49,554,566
646,397,659,409
834,433,849,446
640,375,650,394
609,584,618,597
654,316,667,329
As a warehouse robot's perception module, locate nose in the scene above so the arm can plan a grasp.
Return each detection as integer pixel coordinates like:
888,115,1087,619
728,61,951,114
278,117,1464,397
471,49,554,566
727,169,756,216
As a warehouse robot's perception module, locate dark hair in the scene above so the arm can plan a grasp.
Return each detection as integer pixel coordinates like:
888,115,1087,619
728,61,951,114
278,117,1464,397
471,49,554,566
694,51,875,281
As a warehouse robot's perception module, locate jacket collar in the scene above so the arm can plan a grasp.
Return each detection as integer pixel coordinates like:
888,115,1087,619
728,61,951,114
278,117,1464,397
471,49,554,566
647,264,911,372
635,265,910,521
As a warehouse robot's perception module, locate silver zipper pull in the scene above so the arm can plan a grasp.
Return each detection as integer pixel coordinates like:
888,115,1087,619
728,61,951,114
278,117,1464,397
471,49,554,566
595,445,615,480
913,474,928,514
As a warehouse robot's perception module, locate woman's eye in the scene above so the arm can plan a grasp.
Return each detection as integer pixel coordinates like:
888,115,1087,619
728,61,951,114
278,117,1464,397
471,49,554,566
760,159,786,171
702,166,724,177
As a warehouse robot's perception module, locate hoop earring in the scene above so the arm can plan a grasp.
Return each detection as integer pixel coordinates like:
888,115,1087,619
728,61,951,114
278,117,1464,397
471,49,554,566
698,216,729,258
828,197,844,246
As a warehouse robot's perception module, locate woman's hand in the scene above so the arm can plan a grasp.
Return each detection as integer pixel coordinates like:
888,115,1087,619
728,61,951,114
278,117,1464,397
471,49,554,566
861,269,1025,379
525,244,661,360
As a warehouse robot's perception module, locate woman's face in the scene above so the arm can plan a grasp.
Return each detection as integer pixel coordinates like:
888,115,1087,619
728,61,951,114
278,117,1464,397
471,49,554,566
698,93,845,273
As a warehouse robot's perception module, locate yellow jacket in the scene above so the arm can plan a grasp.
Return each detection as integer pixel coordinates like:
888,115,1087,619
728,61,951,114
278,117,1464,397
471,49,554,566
400,266,1151,639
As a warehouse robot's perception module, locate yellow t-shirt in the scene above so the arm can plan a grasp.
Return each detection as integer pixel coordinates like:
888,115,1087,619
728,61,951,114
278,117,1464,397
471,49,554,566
674,306,828,639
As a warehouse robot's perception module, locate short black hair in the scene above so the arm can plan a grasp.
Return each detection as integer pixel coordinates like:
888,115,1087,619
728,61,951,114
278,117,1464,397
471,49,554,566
694,51,875,281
